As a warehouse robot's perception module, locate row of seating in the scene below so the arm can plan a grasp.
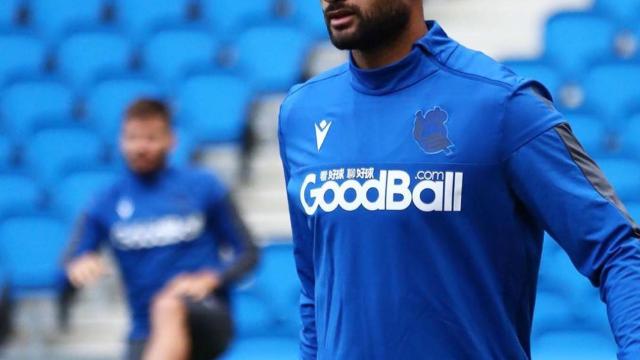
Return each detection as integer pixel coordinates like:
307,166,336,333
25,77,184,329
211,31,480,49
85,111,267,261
0,23,313,92
0,0,327,43
0,73,252,144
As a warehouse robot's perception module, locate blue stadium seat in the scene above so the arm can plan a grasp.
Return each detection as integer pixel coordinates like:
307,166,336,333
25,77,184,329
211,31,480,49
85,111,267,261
544,12,617,79
177,73,252,143
0,79,74,142
0,174,41,219
171,126,197,165
0,0,22,26
626,201,640,220
235,24,312,92
86,76,163,142
29,0,106,43
57,30,133,90
252,243,300,335
620,114,640,159
583,63,640,125
52,169,116,221
531,330,616,360
288,0,327,39
566,113,607,157
531,291,574,338
0,32,46,87
597,158,640,202
0,215,67,294
595,0,640,27
23,127,105,186
114,0,190,41
201,0,276,37
503,60,563,100
0,136,13,169
221,337,299,360
143,27,220,87
231,290,277,338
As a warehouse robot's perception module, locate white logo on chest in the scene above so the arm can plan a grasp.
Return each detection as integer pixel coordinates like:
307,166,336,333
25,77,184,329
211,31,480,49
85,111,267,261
314,120,332,151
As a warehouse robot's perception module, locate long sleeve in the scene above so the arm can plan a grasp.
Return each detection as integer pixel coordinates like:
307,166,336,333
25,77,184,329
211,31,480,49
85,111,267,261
278,100,318,359
502,83,640,358
63,207,107,264
207,192,259,286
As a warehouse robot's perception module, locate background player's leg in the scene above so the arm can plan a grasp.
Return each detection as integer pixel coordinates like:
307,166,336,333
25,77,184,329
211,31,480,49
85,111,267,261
143,293,190,360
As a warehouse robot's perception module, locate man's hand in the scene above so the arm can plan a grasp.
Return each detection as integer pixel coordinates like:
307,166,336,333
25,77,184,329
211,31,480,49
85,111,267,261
165,271,222,301
66,253,108,288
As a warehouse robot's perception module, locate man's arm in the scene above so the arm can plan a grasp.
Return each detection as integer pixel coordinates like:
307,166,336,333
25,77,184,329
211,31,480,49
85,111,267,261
279,99,318,359
64,210,108,287
502,83,640,358
207,192,259,287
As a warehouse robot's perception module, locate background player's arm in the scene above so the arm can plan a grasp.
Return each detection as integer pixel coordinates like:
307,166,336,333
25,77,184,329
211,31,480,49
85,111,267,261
207,191,259,288
503,83,640,358
64,210,109,288
278,100,318,359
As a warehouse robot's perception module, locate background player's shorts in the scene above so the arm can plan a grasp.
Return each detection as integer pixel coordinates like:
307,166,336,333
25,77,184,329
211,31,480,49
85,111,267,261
125,295,234,360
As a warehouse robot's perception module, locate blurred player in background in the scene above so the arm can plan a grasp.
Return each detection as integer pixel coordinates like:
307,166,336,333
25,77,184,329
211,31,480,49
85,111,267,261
64,99,258,360
279,0,640,358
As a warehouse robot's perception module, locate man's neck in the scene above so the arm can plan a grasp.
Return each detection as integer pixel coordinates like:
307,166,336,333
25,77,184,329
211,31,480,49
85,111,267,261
352,19,428,70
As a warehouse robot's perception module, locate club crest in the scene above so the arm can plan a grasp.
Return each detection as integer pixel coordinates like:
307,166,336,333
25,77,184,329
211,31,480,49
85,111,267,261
413,106,455,156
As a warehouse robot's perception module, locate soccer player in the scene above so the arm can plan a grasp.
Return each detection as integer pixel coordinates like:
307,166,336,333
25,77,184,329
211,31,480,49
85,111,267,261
64,99,258,360
278,0,640,359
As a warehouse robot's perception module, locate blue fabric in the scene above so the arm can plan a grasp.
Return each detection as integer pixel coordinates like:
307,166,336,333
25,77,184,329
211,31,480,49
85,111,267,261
67,166,249,340
278,21,640,359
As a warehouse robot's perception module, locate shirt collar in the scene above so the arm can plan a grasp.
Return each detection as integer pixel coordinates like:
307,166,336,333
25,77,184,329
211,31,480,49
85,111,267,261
349,21,455,95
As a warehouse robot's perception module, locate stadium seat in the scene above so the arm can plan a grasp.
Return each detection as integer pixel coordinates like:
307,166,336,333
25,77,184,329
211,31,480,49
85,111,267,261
531,330,616,360
597,158,640,202
566,113,607,157
287,0,327,39
544,12,617,79
0,32,47,87
0,79,74,142
252,243,300,335
170,126,197,165
113,0,190,41
0,215,68,293
201,0,276,37
23,127,105,186
0,136,13,169
626,201,640,220
52,169,116,221
620,114,640,159
235,24,312,92
531,291,574,338
231,290,277,338
177,73,252,143
86,75,163,142
583,63,640,126
57,29,133,90
0,0,22,26
221,337,299,360
0,174,41,219
503,60,563,101
142,26,220,87
595,0,640,27
29,0,106,43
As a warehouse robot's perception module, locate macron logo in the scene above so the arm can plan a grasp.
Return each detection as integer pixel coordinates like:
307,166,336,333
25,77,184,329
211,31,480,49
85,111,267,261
315,120,332,151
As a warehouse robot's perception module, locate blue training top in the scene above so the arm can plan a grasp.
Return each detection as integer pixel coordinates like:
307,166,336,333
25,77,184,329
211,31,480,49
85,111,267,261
278,21,640,359
67,166,257,340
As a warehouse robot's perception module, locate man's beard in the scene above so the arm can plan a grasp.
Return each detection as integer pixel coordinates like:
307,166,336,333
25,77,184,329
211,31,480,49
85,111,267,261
324,1,412,51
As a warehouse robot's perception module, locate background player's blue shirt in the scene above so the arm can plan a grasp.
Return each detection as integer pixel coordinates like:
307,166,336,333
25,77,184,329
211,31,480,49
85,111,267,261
279,21,640,359
67,166,256,340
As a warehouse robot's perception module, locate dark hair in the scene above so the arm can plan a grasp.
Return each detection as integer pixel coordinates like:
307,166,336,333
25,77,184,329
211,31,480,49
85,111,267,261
124,98,171,126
